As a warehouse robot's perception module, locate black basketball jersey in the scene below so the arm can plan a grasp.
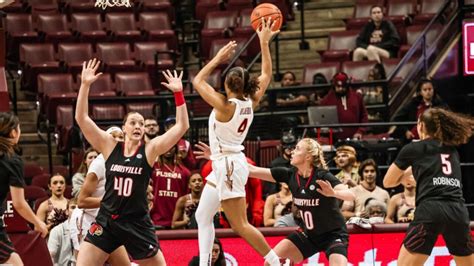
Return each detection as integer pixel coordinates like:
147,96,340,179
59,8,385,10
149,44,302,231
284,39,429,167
271,167,346,237
394,139,464,205
101,142,153,220
0,154,25,220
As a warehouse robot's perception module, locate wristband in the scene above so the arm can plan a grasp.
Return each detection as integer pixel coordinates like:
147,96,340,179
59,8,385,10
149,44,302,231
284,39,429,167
174,91,185,106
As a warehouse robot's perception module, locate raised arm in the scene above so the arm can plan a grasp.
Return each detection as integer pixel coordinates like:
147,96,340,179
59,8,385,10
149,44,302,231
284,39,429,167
146,70,190,163
75,59,115,156
192,41,236,114
252,18,279,108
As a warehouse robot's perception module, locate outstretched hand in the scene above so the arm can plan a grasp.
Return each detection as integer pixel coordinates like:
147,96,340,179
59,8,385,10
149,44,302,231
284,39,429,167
316,180,336,197
81,59,102,86
215,41,237,63
161,70,183,92
256,17,280,42
193,141,211,160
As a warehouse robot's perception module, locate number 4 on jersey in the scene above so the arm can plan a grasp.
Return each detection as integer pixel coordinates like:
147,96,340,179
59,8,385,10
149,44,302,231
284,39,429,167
237,118,248,134
114,177,133,197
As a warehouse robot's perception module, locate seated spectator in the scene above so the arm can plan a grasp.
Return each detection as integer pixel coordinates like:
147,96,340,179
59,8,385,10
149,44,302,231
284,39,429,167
385,168,416,223
189,238,226,266
264,130,296,198
320,72,368,140
276,71,309,107
334,145,360,187
390,78,449,141
36,174,69,232
309,73,329,105
353,5,400,63
144,117,160,143
164,116,197,170
341,159,390,220
362,63,386,105
150,144,191,228
171,172,204,229
48,198,77,266
365,198,387,224
71,147,98,198
263,182,292,227
274,202,302,228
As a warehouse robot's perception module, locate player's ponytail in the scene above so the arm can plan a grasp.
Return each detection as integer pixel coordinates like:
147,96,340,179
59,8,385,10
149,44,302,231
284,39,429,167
301,138,328,170
225,67,260,97
420,108,474,146
0,112,20,157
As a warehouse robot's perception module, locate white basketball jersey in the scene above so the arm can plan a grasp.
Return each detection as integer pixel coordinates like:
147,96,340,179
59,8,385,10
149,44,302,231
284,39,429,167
84,153,106,217
209,98,253,160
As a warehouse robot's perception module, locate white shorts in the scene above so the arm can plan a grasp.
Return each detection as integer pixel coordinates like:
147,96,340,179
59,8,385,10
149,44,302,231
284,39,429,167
69,207,97,251
212,152,248,201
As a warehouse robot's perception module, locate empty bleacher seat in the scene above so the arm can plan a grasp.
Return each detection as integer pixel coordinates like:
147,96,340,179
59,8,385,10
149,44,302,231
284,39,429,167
302,62,340,85
105,12,142,43
96,42,136,73
321,30,359,63
139,12,177,51
341,60,378,81
92,104,126,120
115,72,154,95
58,43,94,75
37,14,74,46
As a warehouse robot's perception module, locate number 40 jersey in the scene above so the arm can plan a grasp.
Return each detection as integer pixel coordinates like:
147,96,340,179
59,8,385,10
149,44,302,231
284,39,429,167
209,98,253,160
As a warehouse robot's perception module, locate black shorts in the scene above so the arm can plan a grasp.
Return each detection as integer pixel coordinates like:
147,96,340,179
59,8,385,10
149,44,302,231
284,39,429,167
403,200,473,256
85,214,160,260
0,229,16,263
287,227,349,259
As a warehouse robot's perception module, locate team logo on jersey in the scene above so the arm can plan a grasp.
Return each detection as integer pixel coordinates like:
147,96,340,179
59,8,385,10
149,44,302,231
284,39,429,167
301,189,306,194
124,158,130,162
89,223,103,236
309,185,316,191
136,153,143,159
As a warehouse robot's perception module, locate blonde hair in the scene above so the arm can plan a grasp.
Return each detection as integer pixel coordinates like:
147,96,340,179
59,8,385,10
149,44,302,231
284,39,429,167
301,138,328,170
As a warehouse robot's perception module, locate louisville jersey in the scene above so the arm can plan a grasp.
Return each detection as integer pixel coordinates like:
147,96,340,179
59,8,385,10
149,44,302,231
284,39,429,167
0,154,25,220
271,167,346,236
150,162,190,227
209,98,253,160
101,142,153,220
394,139,464,205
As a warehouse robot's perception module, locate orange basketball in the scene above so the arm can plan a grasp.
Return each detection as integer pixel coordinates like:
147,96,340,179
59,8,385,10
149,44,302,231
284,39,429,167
250,3,283,31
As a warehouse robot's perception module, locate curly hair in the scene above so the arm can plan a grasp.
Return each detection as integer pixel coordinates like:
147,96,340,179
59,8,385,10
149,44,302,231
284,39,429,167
419,108,474,146
301,138,328,170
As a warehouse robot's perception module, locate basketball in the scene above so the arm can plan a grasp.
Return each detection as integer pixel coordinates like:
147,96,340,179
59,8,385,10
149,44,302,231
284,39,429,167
250,3,283,31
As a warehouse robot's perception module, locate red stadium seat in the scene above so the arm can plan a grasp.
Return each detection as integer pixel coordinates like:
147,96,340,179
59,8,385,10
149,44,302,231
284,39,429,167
19,43,60,91
126,103,158,118
31,173,50,190
71,13,108,45
92,104,126,120
398,24,424,57
65,0,97,13
302,62,340,85
134,42,174,69
200,11,239,60
56,105,74,154
139,0,175,22
233,8,260,58
87,73,117,97
58,43,94,75
105,13,142,43
23,163,44,181
37,14,74,46
115,72,154,95
195,0,222,22
387,0,416,16
96,42,136,73
5,14,39,59
341,60,378,81
321,30,359,63
227,0,253,13
139,12,177,51
2,0,24,13
37,73,75,120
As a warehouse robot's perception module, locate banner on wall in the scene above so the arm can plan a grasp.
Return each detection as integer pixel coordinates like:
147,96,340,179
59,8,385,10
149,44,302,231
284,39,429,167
160,231,471,266
463,20,474,75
